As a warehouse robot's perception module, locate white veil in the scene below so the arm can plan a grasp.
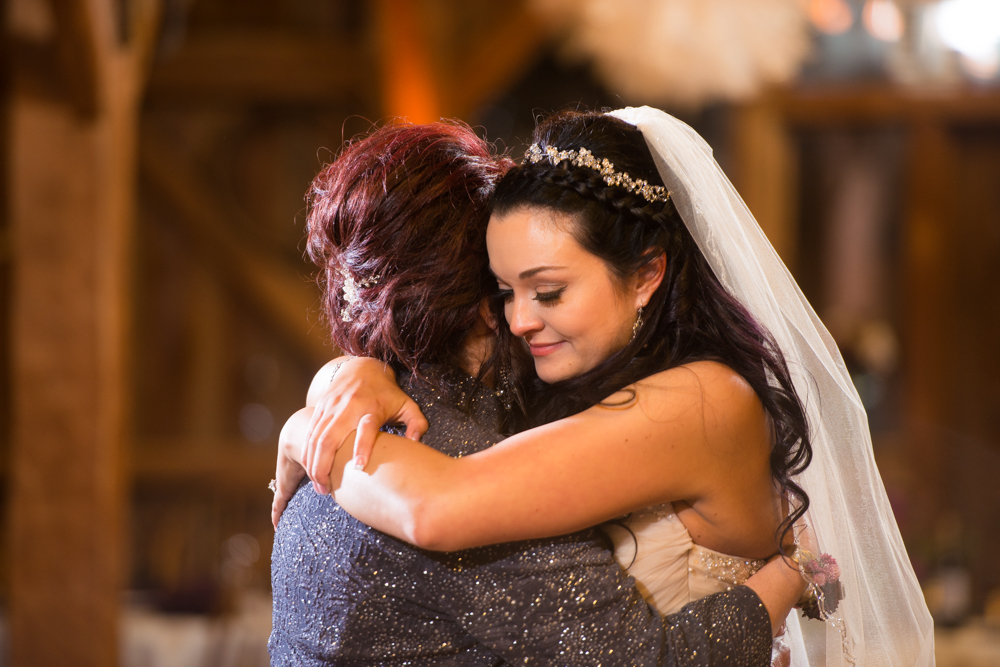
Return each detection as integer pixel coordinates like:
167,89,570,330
609,107,934,666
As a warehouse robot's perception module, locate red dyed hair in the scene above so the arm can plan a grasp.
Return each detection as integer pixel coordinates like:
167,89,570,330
306,121,513,374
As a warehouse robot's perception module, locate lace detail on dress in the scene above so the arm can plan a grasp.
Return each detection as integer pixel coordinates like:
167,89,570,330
689,548,766,589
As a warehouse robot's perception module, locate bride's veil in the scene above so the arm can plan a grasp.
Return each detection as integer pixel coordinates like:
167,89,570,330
609,107,934,666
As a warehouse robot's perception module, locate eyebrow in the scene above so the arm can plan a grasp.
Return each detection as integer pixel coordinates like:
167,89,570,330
490,265,568,280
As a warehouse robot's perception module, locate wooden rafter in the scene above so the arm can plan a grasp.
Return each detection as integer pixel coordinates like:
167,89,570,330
139,129,333,367
444,1,549,120
146,31,371,104
50,0,101,117
133,439,276,488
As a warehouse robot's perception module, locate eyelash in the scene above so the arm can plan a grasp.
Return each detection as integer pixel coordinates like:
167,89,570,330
534,288,565,304
495,287,565,304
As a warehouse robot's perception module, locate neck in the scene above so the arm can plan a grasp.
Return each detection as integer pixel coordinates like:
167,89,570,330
457,314,494,384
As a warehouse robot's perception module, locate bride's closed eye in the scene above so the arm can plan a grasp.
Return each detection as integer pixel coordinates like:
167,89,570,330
533,287,565,304
494,285,566,304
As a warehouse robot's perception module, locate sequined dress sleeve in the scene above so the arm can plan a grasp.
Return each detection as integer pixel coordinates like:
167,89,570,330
269,366,772,666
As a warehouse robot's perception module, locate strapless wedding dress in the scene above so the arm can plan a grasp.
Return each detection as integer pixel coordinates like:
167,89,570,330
603,502,766,615
606,502,813,666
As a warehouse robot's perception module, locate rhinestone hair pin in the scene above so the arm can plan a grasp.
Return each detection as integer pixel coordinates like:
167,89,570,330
340,269,380,322
523,143,670,204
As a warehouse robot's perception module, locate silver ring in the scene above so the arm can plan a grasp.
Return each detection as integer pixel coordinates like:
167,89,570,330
268,479,277,493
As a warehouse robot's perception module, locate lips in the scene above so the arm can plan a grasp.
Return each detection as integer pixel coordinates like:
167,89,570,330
528,341,564,357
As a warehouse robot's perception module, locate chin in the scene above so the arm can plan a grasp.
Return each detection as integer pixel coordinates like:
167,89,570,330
534,360,575,384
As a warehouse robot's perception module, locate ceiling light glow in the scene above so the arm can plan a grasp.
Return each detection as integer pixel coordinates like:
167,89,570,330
935,0,1000,60
863,0,904,42
809,0,854,35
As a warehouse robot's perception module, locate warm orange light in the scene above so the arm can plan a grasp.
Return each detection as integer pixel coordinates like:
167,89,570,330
863,0,904,42
808,0,854,35
376,0,440,123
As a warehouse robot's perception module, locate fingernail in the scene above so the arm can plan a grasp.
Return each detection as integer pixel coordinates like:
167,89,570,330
354,456,366,470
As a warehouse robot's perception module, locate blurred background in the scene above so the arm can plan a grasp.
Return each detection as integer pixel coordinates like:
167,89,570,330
1,0,999,665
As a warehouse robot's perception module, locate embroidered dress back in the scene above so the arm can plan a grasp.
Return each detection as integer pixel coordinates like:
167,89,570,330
604,503,766,615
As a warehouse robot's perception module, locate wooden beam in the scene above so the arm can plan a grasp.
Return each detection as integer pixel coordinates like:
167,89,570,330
146,31,370,105
133,441,275,490
139,129,332,366
779,85,1000,125
902,118,957,522
50,0,101,117
444,1,548,120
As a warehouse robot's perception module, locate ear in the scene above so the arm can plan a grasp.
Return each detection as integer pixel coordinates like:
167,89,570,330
635,251,666,309
478,297,499,331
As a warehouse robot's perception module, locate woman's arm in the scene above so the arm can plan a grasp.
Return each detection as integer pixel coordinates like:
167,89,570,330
271,406,314,527
270,356,428,526
302,356,428,493
326,361,771,550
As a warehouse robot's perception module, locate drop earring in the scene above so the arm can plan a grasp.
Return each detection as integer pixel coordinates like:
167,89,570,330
631,306,644,341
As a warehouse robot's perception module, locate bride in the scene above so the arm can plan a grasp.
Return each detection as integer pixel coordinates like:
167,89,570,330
279,108,933,666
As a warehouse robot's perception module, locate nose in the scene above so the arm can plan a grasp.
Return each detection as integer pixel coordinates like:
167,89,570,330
506,294,543,339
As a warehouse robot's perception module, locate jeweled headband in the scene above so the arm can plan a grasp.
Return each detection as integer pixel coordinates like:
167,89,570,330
522,143,670,204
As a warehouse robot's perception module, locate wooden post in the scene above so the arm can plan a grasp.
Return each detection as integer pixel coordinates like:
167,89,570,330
7,1,159,664
731,98,800,271
901,117,957,525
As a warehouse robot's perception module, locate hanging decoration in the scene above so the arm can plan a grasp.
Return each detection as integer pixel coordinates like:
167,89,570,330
532,0,813,107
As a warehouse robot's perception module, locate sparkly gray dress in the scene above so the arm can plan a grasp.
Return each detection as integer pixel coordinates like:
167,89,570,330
269,366,771,666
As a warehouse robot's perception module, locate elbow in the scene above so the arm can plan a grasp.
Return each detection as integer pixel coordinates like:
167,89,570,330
400,495,463,552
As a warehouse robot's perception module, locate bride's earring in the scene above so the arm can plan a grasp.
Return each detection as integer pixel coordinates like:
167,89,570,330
631,306,644,341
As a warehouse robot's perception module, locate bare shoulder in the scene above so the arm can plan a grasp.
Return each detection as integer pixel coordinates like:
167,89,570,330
633,361,765,435
637,360,756,401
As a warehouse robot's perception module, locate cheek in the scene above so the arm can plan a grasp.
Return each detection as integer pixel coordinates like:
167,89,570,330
575,297,631,354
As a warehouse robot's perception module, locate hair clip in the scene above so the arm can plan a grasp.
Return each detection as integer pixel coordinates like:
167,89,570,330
340,269,380,322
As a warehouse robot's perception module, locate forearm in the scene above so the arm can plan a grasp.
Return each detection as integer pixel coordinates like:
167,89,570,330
744,556,806,636
270,407,315,529
280,407,313,453
327,431,461,547
329,418,687,550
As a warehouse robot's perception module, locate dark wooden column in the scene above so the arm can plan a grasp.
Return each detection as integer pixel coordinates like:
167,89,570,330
901,116,957,523
7,2,159,664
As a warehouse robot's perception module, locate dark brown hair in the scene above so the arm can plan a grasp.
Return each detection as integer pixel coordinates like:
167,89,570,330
492,110,812,553
306,121,513,375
